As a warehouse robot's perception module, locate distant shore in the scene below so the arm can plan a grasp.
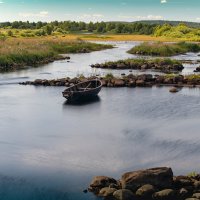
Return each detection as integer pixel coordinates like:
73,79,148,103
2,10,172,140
46,34,184,42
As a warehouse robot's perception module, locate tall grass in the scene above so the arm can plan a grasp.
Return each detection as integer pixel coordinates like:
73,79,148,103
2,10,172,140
0,38,113,71
128,41,200,56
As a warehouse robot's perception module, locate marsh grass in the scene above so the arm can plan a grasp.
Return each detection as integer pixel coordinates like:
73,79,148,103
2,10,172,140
0,38,113,71
128,41,200,56
103,58,182,66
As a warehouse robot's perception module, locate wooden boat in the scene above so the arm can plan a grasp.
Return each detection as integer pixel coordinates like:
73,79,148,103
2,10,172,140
62,79,102,102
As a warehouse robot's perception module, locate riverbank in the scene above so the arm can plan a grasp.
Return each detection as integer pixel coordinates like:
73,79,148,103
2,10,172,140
88,167,200,200
0,38,113,72
19,74,200,89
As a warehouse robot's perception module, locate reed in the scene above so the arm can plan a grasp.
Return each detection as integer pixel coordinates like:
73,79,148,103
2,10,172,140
128,41,200,56
0,37,113,71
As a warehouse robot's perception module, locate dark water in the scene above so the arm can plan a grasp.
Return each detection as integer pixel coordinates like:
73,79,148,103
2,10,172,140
0,42,200,200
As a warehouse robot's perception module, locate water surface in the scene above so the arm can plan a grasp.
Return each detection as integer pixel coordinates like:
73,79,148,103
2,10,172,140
0,42,200,200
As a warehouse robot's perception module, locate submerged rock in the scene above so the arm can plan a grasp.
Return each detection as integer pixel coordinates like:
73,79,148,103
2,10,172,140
169,87,179,93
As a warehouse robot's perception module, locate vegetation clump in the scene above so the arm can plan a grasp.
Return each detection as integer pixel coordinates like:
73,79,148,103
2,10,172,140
91,58,184,73
0,38,113,72
128,41,200,56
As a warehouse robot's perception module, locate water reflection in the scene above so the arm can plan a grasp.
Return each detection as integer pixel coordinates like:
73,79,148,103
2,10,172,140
63,96,101,106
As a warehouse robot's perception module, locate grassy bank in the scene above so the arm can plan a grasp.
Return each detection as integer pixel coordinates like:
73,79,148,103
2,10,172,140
128,41,200,56
0,38,113,72
91,58,183,73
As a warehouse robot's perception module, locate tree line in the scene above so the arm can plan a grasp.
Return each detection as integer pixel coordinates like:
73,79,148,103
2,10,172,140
0,21,157,35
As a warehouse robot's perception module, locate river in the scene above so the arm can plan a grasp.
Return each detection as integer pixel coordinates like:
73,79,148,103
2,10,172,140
0,42,200,200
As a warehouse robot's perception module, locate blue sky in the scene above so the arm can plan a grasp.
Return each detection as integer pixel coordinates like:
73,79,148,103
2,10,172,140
0,0,200,22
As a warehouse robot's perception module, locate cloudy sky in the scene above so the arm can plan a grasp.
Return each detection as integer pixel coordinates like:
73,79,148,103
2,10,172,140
0,0,200,22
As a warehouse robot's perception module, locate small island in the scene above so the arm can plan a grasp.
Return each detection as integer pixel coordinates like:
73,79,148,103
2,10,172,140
91,58,184,73
127,42,200,57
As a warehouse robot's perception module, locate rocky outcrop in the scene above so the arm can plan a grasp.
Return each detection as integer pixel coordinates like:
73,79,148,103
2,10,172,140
121,167,173,191
88,167,200,200
19,74,200,89
91,60,184,73
88,176,118,194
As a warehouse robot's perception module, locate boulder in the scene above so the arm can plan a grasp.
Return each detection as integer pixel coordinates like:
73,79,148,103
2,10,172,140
117,63,126,69
185,198,199,200
34,79,43,85
193,193,200,199
178,188,189,199
121,167,173,191
173,176,193,188
113,189,135,200
169,87,179,93
98,187,117,197
89,176,117,193
153,189,176,200
136,80,145,87
194,181,200,190
194,67,200,72
136,184,156,198
141,64,148,70
128,80,136,87
113,79,125,87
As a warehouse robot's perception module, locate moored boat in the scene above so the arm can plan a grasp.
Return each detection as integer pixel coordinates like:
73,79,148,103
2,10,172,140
62,79,102,102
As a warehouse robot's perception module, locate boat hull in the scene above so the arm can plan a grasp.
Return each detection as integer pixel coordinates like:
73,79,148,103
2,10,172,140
62,80,102,102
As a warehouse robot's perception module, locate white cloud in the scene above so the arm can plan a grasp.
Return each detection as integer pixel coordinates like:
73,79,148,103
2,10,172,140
119,15,164,20
196,18,200,21
19,11,49,18
0,1,4,4
77,13,104,22
161,0,167,3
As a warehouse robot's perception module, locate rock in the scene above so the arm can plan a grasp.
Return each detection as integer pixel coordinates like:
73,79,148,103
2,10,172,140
169,87,179,93
128,80,136,87
164,78,173,84
113,189,135,200
121,167,173,191
101,79,107,87
174,176,193,188
109,183,120,189
194,181,200,190
141,64,148,70
34,79,43,85
173,64,184,71
153,189,176,200
136,184,156,198
117,63,126,69
89,176,117,193
136,80,145,87
83,189,88,193
193,193,200,199
178,188,189,199
98,187,117,197
185,198,199,200
113,79,125,87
